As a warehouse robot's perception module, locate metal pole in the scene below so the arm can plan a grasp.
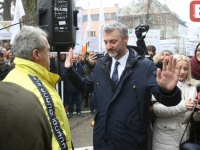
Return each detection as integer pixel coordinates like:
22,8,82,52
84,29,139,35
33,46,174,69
56,45,62,97
101,25,103,53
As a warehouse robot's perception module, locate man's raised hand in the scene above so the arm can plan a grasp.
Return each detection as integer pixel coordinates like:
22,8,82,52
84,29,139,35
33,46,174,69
65,48,73,68
156,55,182,92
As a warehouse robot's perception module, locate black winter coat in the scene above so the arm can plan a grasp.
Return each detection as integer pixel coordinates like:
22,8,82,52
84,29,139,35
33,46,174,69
65,48,181,150
0,62,11,81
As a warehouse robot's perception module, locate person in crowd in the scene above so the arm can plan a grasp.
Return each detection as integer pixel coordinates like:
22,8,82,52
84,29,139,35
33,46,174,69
78,53,86,66
1,47,7,56
0,81,52,150
82,53,90,108
0,50,10,81
55,53,67,75
3,26,73,150
147,45,156,58
190,43,200,81
153,49,173,70
52,53,57,59
49,53,57,74
3,41,10,50
64,22,182,150
66,54,85,118
55,53,68,109
152,54,200,150
189,42,200,144
84,51,97,115
4,50,13,65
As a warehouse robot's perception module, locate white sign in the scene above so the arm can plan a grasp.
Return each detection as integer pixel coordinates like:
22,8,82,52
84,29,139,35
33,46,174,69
185,41,198,56
178,24,189,37
73,8,83,54
90,38,99,52
187,27,200,41
128,29,160,53
178,24,200,41
0,21,12,40
160,39,178,54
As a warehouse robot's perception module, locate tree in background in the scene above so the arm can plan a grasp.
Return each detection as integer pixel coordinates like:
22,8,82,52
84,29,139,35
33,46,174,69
22,0,37,26
0,0,13,20
119,0,182,39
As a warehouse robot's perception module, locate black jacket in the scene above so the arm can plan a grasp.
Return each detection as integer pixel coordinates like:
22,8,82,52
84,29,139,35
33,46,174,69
0,62,11,81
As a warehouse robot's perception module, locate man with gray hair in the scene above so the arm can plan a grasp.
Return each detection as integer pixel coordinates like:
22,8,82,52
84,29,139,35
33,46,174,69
65,22,182,149
3,26,73,150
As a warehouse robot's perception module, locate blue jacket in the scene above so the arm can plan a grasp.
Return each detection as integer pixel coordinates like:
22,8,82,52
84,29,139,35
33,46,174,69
65,48,181,150
64,62,85,92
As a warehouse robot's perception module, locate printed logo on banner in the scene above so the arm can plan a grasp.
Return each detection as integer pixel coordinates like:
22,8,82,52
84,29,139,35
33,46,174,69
190,1,200,22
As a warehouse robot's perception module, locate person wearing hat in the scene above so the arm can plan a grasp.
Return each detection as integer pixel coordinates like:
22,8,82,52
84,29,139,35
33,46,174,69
0,49,10,80
153,49,173,70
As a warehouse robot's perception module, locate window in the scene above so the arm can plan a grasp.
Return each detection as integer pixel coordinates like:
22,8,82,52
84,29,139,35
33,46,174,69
110,13,116,19
90,31,96,37
91,14,99,20
105,13,109,19
83,15,87,21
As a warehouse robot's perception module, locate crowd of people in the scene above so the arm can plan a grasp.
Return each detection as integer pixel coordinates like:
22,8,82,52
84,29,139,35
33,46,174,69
0,22,200,150
0,41,13,80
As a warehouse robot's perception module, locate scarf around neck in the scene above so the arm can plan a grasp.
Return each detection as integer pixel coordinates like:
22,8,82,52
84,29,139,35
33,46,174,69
190,56,200,80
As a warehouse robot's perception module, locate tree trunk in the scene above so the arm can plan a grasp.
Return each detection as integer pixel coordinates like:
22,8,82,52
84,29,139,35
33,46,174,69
3,0,12,20
22,0,37,26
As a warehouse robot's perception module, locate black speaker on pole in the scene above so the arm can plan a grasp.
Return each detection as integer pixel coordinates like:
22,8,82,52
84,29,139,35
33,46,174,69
37,0,78,51
37,0,78,96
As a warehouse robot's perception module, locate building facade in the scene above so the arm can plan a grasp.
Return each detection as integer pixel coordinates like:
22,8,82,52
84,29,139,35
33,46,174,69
81,5,119,50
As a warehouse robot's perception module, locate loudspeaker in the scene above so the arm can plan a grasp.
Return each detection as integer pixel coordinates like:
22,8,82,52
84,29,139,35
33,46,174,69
37,0,78,51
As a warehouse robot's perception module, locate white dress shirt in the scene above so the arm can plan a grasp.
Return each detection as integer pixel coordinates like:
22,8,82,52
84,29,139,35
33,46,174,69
110,50,129,81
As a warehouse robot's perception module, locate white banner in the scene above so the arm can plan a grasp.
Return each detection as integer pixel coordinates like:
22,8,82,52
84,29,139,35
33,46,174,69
98,0,106,53
185,41,199,56
178,24,200,41
10,0,25,44
160,39,178,54
82,3,93,46
0,21,12,40
187,27,200,41
90,38,99,52
128,29,160,53
73,8,83,54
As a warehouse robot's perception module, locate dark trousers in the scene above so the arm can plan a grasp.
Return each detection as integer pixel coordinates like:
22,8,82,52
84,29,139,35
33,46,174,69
67,91,82,114
90,91,95,111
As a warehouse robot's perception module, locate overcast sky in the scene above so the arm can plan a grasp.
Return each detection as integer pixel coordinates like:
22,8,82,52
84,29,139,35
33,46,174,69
76,0,133,9
76,0,200,28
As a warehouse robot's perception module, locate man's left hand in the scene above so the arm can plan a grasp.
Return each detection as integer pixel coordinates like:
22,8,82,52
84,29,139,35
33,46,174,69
156,55,182,92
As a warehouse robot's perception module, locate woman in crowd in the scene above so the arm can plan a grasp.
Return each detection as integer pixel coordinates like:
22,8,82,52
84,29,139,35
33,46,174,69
190,43,200,80
5,50,13,65
189,43,200,143
152,54,200,150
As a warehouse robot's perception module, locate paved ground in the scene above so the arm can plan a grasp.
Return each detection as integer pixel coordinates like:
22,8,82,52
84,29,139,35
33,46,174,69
67,101,94,149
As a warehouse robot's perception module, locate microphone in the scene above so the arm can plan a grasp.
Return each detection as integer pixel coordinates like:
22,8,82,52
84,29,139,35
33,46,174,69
194,92,200,112
197,92,200,102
